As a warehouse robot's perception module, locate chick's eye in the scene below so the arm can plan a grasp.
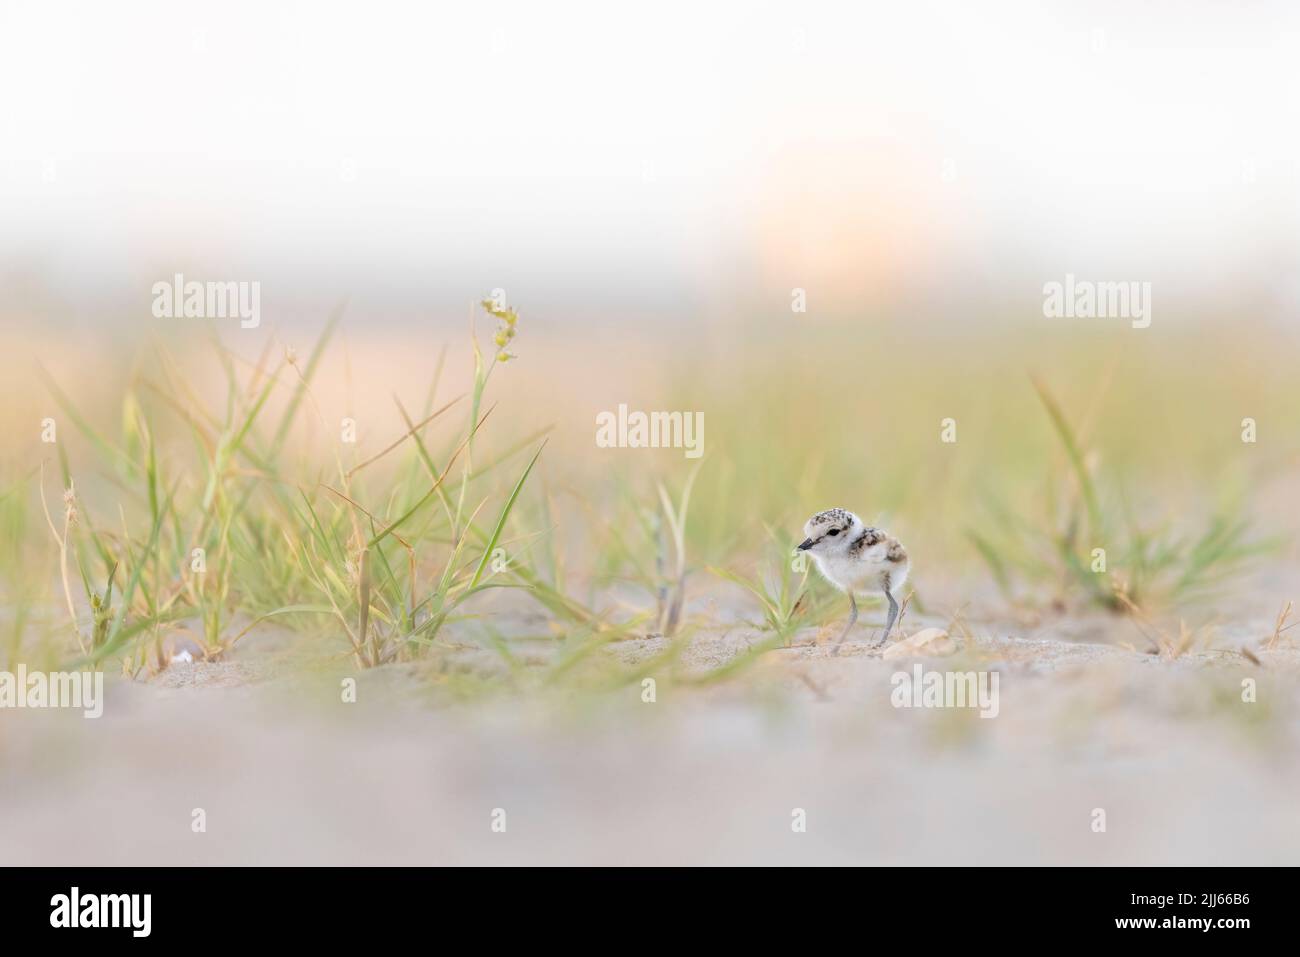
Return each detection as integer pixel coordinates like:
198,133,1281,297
828,528,840,537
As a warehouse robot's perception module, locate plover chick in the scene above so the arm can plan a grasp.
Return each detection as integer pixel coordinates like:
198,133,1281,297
797,508,910,651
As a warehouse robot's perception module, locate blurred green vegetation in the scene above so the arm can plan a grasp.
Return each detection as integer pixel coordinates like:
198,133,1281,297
0,310,1294,680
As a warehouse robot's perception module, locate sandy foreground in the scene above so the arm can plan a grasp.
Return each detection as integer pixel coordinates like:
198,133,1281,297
2,604,1297,867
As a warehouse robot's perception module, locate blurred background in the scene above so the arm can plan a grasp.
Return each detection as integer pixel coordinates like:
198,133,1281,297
2,0,1299,866
3,0,1299,330
4,0,1298,563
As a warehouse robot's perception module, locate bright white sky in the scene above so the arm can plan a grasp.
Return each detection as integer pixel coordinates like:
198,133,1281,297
2,0,1297,320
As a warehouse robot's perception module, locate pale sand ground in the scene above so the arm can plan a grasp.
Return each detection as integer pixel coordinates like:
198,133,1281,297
2,604,1297,866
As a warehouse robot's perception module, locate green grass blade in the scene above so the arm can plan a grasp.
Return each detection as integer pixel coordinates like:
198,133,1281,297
469,440,546,590
1031,376,1102,535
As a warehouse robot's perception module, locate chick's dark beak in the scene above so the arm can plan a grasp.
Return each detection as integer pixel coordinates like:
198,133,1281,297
796,538,814,551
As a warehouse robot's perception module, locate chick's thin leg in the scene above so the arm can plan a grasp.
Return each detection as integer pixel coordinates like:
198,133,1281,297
877,590,900,646
832,592,858,655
